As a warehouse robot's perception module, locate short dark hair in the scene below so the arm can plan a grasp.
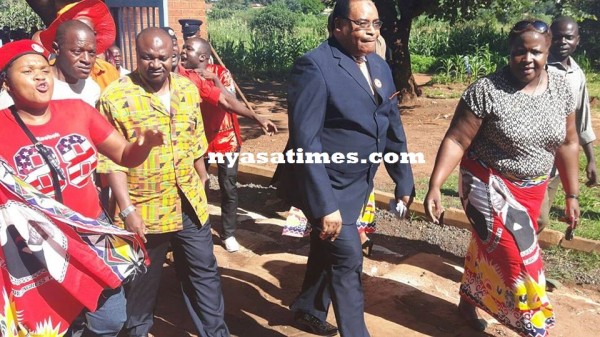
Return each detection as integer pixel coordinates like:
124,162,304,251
331,0,352,22
55,20,93,46
551,16,579,33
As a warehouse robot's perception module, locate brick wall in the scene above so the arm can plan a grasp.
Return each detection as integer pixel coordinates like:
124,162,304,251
168,0,208,41
110,0,207,70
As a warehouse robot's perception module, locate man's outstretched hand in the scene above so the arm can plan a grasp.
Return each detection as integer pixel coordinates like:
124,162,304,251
257,116,278,136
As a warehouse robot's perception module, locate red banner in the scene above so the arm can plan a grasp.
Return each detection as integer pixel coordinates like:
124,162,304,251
0,158,147,336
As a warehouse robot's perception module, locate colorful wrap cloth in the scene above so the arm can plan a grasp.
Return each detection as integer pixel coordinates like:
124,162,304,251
459,156,554,337
282,190,376,237
0,157,148,337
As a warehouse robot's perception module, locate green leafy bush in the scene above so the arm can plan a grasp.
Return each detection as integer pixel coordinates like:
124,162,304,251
410,17,507,57
248,3,299,39
0,0,44,32
209,7,325,79
208,8,240,20
410,54,437,73
432,44,504,84
298,0,325,15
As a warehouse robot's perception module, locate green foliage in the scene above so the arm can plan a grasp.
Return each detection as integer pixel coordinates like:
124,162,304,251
573,0,600,70
586,72,600,105
410,54,437,73
298,0,325,15
208,7,241,20
0,0,44,31
543,246,600,283
426,0,554,24
431,45,504,84
414,174,462,209
410,17,507,57
208,7,326,79
573,52,593,74
248,3,299,39
546,146,600,241
212,0,249,11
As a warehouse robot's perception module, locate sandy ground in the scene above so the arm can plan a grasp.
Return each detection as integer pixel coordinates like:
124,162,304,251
148,204,600,337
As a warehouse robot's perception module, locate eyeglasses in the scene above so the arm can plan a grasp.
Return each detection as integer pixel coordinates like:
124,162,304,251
511,20,549,34
340,17,383,30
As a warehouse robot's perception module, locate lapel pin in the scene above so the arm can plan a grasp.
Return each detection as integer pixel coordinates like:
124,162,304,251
374,79,382,88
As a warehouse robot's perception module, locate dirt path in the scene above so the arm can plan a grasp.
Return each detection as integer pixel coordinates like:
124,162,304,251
149,203,600,337
145,77,600,337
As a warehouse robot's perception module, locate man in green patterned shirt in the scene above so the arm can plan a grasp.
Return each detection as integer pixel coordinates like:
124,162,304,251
97,27,230,337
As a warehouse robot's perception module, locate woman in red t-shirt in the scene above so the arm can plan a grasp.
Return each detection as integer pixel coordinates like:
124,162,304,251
0,41,164,218
0,40,164,337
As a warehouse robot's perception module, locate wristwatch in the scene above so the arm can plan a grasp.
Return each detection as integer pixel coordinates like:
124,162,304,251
118,205,136,221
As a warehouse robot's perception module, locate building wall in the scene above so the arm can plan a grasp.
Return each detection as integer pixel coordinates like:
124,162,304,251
110,0,207,70
168,0,208,41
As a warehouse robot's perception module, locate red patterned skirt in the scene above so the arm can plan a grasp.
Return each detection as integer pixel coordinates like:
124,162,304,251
458,156,554,337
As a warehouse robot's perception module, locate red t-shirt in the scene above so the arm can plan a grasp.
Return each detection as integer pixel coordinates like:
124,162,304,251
178,64,242,153
0,99,114,218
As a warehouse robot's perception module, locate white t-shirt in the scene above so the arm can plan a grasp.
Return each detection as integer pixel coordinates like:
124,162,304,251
119,67,131,76
0,90,12,110
0,76,101,110
52,77,101,107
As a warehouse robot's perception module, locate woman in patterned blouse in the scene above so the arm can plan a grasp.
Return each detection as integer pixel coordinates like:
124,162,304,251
424,20,579,337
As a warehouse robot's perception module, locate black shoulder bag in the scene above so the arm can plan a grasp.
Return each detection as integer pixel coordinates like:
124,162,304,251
10,106,65,203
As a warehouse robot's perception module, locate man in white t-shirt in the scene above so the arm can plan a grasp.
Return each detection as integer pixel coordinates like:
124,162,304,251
0,20,100,109
50,20,101,106
106,45,130,76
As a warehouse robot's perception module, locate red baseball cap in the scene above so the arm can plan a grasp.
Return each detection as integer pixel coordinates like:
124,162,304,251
0,40,50,72
39,0,116,54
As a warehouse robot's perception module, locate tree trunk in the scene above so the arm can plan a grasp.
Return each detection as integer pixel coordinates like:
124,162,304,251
376,0,422,103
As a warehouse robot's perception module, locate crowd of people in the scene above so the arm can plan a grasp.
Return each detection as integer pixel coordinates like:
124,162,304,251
0,0,595,337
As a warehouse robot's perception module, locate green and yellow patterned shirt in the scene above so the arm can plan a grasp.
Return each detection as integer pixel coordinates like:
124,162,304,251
98,71,208,233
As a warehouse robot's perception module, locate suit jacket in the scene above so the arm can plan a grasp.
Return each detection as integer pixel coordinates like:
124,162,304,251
279,38,414,225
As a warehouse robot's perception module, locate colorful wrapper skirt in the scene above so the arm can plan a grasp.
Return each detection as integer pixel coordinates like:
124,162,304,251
282,190,376,237
459,156,554,337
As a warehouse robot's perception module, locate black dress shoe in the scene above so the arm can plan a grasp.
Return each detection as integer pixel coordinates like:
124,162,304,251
362,238,374,257
294,312,338,336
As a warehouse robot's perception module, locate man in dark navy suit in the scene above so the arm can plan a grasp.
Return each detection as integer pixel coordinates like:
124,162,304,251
280,0,415,336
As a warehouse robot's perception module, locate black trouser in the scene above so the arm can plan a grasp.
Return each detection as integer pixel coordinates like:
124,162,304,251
123,196,229,337
290,221,370,337
206,151,239,239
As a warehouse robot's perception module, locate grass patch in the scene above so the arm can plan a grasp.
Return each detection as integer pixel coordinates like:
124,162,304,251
547,146,600,241
414,170,462,210
587,72,600,114
588,72,600,98
422,87,462,99
543,246,600,284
